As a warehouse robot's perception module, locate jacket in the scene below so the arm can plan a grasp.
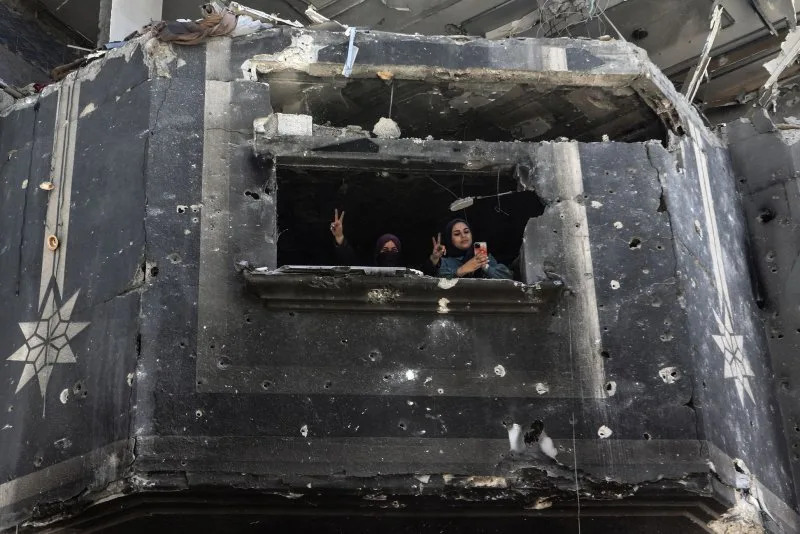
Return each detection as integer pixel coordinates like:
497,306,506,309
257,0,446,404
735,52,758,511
437,253,513,280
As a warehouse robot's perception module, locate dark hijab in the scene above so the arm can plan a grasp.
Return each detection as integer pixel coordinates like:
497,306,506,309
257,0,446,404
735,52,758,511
444,219,474,260
374,233,402,267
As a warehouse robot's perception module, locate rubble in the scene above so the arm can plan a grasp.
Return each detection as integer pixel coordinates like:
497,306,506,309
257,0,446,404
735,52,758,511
372,117,401,139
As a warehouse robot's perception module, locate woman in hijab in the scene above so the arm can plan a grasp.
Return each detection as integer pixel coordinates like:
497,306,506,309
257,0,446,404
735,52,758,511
330,209,403,267
434,219,512,279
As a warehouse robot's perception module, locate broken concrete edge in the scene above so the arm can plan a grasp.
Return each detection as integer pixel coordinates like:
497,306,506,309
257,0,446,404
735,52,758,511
15,460,717,529
0,34,161,119
0,26,717,152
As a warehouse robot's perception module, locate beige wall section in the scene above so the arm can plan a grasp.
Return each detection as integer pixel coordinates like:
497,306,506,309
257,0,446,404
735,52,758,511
108,0,162,42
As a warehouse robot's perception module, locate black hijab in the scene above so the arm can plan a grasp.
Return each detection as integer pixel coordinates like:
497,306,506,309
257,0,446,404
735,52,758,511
373,233,402,267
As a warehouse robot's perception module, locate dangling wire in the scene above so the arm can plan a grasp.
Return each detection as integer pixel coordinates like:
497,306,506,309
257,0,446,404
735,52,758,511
427,175,458,199
495,169,510,216
567,299,582,534
388,80,395,118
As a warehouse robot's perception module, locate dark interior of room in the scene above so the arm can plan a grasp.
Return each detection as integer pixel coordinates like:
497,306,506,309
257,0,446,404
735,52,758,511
276,169,545,272
262,72,667,143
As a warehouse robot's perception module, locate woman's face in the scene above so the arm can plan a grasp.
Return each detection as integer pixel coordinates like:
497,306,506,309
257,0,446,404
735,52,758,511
380,241,398,253
451,222,472,251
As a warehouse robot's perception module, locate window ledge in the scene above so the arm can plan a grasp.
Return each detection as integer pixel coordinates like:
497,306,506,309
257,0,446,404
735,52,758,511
243,266,564,314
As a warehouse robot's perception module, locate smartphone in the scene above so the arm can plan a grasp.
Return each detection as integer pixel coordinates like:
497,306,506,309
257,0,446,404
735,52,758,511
474,242,489,270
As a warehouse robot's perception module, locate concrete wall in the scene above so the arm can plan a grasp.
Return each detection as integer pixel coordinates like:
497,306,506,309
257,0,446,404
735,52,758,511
0,28,798,532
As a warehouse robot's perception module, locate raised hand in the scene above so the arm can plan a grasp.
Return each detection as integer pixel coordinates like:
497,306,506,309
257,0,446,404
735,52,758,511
430,233,447,265
456,252,488,277
330,209,345,245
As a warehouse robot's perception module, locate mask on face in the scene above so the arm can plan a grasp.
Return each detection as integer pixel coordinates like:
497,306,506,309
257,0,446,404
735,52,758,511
376,249,401,267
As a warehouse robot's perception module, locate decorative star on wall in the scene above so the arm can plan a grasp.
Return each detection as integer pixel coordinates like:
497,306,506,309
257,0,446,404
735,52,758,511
712,309,755,405
6,281,89,400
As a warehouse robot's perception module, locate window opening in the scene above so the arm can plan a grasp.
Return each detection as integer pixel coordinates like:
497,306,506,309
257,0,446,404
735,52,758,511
276,169,545,276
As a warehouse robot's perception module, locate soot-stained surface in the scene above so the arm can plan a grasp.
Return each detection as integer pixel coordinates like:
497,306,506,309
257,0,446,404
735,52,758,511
263,72,666,143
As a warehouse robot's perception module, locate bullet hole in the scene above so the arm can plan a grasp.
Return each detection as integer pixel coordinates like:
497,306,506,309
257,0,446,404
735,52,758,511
288,311,295,317
210,344,215,349
383,374,391,381
368,350,382,362
766,251,776,261
398,422,407,430
244,315,252,323
656,244,663,250
167,252,181,264
150,265,159,277
72,380,88,399
610,280,620,290
604,171,610,176
524,420,545,444
324,380,333,389
176,205,187,214
601,350,610,359
180,459,187,467
629,237,642,249
217,356,231,369
659,366,681,384
33,456,43,468
605,381,617,396
603,326,609,331
608,189,614,194
597,425,613,439
777,334,784,339
643,432,652,440
598,304,604,309
261,380,271,390
340,338,348,345
756,208,775,223
631,27,648,41
417,344,426,351
702,380,707,388
244,190,261,200
196,378,204,386
771,267,778,273
195,409,203,418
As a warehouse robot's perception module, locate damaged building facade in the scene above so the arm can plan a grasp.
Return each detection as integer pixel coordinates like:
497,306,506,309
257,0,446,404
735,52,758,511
1,24,800,533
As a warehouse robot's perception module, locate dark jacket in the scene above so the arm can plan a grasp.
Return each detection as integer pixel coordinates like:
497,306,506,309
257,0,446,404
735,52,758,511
438,251,513,280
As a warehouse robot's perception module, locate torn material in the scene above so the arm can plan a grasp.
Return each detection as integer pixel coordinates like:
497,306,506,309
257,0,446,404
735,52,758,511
760,27,800,106
342,27,360,77
682,2,724,102
155,3,237,46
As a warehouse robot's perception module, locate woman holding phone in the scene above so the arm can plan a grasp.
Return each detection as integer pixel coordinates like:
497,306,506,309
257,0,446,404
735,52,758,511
434,219,513,279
